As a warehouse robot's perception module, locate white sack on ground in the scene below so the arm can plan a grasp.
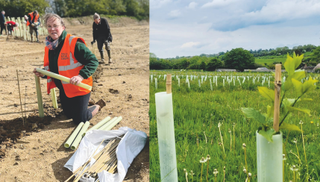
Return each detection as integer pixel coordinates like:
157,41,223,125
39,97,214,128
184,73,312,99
64,127,147,182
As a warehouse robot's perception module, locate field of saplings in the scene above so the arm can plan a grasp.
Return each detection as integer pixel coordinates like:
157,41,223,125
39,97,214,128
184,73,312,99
149,70,320,181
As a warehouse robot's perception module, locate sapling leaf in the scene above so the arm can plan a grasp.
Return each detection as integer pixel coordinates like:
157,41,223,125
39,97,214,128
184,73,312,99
292,78,303,95
287,106,311,116
292,70,305,80
293,53,303,70
279,122,301,132
284,53,295,76
258,87,274,102
302,76,318,94
266,105,274,119
241,108,267,124
259,128,276,142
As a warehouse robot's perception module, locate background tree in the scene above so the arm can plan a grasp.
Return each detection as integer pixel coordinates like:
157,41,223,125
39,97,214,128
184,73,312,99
206,57,223,71
224,48,255,71
309,46,320,66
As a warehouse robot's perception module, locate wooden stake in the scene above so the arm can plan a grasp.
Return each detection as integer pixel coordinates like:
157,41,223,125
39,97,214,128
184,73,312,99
16,70,25,125
273,64,282,132
166,74,172,94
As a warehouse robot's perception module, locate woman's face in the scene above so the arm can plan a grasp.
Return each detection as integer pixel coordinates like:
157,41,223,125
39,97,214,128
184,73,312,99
46,17,65,40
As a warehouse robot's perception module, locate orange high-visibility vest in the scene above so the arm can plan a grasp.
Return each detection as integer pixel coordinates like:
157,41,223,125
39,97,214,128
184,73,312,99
43,34,93,98
27,12,39,26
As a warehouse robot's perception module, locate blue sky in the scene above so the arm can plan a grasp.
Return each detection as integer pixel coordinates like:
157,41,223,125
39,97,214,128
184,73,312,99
150,0,320,58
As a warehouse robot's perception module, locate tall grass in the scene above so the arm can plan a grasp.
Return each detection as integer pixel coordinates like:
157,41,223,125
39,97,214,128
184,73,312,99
150,71,320,181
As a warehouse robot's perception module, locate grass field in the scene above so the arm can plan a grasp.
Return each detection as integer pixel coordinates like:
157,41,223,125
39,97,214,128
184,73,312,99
150,71,320,181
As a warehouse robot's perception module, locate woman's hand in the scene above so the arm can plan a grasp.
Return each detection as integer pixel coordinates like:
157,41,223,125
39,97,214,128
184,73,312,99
33,68,44,77
70,75,84,85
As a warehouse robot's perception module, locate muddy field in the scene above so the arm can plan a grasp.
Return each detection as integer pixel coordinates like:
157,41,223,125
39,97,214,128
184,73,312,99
0,16,149,181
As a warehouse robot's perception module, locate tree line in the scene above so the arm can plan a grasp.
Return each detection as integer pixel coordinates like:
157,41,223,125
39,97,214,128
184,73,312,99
151,45,320,71
0,0,149,20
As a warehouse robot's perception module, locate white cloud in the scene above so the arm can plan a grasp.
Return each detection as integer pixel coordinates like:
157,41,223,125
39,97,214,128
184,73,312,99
150,0,172,9
187,2,197,9
243,0,320,23
202,0,235,8
168,10,182,18
181,42,201,48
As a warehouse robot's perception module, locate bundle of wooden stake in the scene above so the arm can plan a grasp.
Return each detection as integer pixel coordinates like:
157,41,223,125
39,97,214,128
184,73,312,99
65,136,123,182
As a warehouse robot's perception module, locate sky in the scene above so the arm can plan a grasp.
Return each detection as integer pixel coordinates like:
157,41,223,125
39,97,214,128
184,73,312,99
150,0,320,58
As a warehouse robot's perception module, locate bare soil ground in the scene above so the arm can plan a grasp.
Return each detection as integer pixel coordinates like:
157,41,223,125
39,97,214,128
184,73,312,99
0,16,149,181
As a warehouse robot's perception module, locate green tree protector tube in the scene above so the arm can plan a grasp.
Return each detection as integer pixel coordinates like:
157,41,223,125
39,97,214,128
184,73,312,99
35,68,92,91
99,117,118,131
102,116,122,131
70,121,90,150
35,75,44,117
64,122,84,148
83,116,111,136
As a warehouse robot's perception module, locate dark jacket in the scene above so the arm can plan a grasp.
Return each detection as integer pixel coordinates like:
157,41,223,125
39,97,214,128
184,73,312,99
92,18,112,42
0,13,5,24
48,30,99,91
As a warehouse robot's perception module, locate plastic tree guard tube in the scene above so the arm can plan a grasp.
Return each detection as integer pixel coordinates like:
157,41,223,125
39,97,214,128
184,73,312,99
64,122,84,148
83,116,111,136
35,68,92,91
99,117,118,131
102,116,122,131
155,92,178,182
50,88,58,109
35,75,44,117
70,121,90,150
256,131,283,182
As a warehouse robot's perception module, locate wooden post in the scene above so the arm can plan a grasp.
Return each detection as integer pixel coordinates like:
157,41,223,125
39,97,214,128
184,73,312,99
166,74,172,94
273,64,282,132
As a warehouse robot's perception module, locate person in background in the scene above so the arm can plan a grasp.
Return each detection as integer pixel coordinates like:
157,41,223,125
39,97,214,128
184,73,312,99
33,13,105,124
91,13,113,64
5,21,19,35
0,11,6,35
27,10,41,42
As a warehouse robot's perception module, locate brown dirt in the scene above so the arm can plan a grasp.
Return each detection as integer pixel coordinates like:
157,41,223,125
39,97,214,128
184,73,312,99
0,17,149,181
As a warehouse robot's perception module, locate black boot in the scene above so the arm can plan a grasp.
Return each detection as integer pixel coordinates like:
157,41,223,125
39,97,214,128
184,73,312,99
107,50,112,64
99,51,104,63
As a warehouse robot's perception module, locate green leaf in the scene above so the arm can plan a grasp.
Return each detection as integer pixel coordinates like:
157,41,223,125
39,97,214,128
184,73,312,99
287,106,311,116
302,76,318,94
279,123,301,132
284,53,295,76
293,53,304,70
292,78,303,95
258,87,274,102
259,128,276,142
292,69,306,80
241,108,267,124
266,105,274,119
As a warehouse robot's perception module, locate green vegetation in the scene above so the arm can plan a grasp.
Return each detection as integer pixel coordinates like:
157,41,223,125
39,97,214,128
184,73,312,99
224,48,255,72
0,0,149,20
150,70,320,181
150,45,320,71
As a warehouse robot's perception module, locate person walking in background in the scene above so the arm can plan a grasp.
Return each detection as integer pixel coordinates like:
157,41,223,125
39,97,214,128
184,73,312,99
27,10,40,42
91,13,113,64
33,13,105,124
5,21,19,35
0,11,6,35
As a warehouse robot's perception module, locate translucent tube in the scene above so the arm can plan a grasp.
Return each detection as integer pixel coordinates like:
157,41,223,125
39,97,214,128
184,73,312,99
35,75,44,117
256,131,283,182
155,92,178,182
